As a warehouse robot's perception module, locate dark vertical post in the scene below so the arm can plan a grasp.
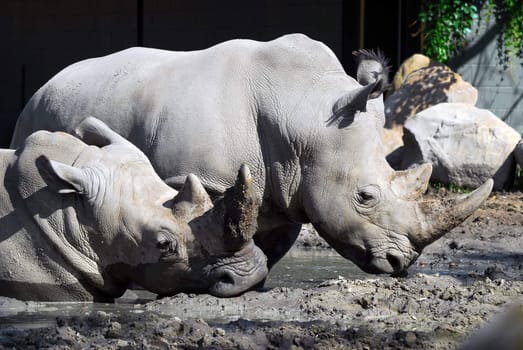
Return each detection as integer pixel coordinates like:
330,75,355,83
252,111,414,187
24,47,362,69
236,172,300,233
137,0,144,46
359,0,365,49
20,64,26,110
397,0,402,68
341,0,361,76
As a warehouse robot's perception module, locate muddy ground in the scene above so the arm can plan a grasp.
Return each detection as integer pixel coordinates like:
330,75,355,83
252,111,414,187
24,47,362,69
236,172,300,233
0,189,522,349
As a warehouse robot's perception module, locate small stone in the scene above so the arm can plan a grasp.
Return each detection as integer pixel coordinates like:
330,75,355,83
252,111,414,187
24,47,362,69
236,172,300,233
88,310,111,326
116,339,129,348
404,331,417,346
213,328,226,337
105,321,122,338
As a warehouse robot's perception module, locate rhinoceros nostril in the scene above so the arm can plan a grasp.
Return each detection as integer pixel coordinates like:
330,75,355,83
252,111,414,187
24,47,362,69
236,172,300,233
215,270,235,285
386,253,403,272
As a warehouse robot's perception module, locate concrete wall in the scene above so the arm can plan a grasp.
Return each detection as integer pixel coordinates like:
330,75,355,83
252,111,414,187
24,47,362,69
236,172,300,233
0,0,343,147
0,1,138,147
142,0,342,53
451,14,523,134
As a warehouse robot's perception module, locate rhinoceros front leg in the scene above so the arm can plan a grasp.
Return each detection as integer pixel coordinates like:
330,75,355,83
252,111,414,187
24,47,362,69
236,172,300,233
254,223,302,270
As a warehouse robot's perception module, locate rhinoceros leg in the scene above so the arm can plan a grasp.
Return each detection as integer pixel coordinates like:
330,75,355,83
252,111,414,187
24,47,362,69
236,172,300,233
254,223,302,270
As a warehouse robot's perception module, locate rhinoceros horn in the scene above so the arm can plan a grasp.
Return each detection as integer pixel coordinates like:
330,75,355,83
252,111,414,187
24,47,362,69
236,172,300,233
415,179,493,247
172,174,214,219
171,165,258,249
222,164,259,247
74,116,133,147
391,163,433,201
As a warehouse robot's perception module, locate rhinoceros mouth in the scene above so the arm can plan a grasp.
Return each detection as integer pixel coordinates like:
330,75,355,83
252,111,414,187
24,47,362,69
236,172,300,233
206,242,268,297
360,250,420,275
330,237,419,275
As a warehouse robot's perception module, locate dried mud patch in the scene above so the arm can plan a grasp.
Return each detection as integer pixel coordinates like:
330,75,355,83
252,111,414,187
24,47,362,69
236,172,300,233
1,276,521,349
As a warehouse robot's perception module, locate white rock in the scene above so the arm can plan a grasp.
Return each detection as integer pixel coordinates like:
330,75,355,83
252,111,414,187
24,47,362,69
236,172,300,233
401,103,521,189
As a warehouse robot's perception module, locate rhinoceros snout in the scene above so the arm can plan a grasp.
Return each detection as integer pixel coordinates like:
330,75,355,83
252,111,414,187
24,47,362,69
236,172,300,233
208,243,268,297
362,251,418,275
385,252,405,272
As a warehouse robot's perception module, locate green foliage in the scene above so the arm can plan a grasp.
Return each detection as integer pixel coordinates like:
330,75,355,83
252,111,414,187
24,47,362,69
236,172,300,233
419,0,523,68
419,0,478,63
430,181,473,193
490,0,523,69
514,164,523,190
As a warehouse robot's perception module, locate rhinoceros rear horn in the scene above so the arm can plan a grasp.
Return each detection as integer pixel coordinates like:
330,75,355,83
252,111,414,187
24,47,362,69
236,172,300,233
223,164,259,246
416,179,493,247
172,174,213,219
74,116,132,148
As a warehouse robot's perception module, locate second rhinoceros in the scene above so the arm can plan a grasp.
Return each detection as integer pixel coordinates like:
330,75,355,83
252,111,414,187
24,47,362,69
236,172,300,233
11,34,493,275
0,117,267,301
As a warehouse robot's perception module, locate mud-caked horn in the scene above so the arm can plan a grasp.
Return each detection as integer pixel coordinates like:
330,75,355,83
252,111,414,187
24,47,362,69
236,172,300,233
415,179,493,247
172,173,214,220
222,164,259,247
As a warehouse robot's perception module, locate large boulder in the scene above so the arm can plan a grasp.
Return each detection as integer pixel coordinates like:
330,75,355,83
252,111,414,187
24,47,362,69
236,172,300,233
391,53,434,93
383,56,478,168
401,103,521,190
385,65,478,127
382,125,405,168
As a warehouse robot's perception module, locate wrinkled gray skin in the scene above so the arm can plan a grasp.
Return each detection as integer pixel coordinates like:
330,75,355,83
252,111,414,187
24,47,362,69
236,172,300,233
11,34,493,275
1,117,267,301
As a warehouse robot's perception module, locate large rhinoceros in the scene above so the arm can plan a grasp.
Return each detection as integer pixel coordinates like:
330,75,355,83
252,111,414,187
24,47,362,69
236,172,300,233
1,117,267,301
11,34,493,275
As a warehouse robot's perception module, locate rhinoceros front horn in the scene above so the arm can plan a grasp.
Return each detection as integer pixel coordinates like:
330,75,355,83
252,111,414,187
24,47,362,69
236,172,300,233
223,164,259,247
415,179,493,247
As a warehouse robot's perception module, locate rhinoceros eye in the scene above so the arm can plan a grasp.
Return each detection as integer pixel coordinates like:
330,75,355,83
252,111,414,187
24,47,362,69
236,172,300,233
358,191,375,202
156,231,179,258
355,185,381,208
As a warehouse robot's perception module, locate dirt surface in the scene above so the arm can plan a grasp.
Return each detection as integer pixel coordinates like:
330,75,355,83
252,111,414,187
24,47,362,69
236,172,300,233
1,190,522,349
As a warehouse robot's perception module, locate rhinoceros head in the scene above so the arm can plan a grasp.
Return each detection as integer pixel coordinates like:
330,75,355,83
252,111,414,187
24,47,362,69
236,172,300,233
37,117,267,297
299,79,493,275
132,164,267,297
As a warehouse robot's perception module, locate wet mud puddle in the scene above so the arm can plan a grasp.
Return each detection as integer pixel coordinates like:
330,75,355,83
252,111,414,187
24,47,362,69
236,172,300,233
266,246,516,289
0,246,511,331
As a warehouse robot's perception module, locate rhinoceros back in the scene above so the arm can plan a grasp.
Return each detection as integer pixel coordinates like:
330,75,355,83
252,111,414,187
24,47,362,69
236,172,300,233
12,42,268,192
11,34,349,197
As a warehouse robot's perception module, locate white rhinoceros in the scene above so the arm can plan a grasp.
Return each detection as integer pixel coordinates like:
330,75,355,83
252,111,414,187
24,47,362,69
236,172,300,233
10,34,493,275
0,117,267,301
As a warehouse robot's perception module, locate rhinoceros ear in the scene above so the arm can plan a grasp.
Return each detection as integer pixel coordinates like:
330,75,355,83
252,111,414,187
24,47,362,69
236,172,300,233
36,155,88,194
74,116,132,148
172,174,213,219
353,48,391,98
332,80,380,119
